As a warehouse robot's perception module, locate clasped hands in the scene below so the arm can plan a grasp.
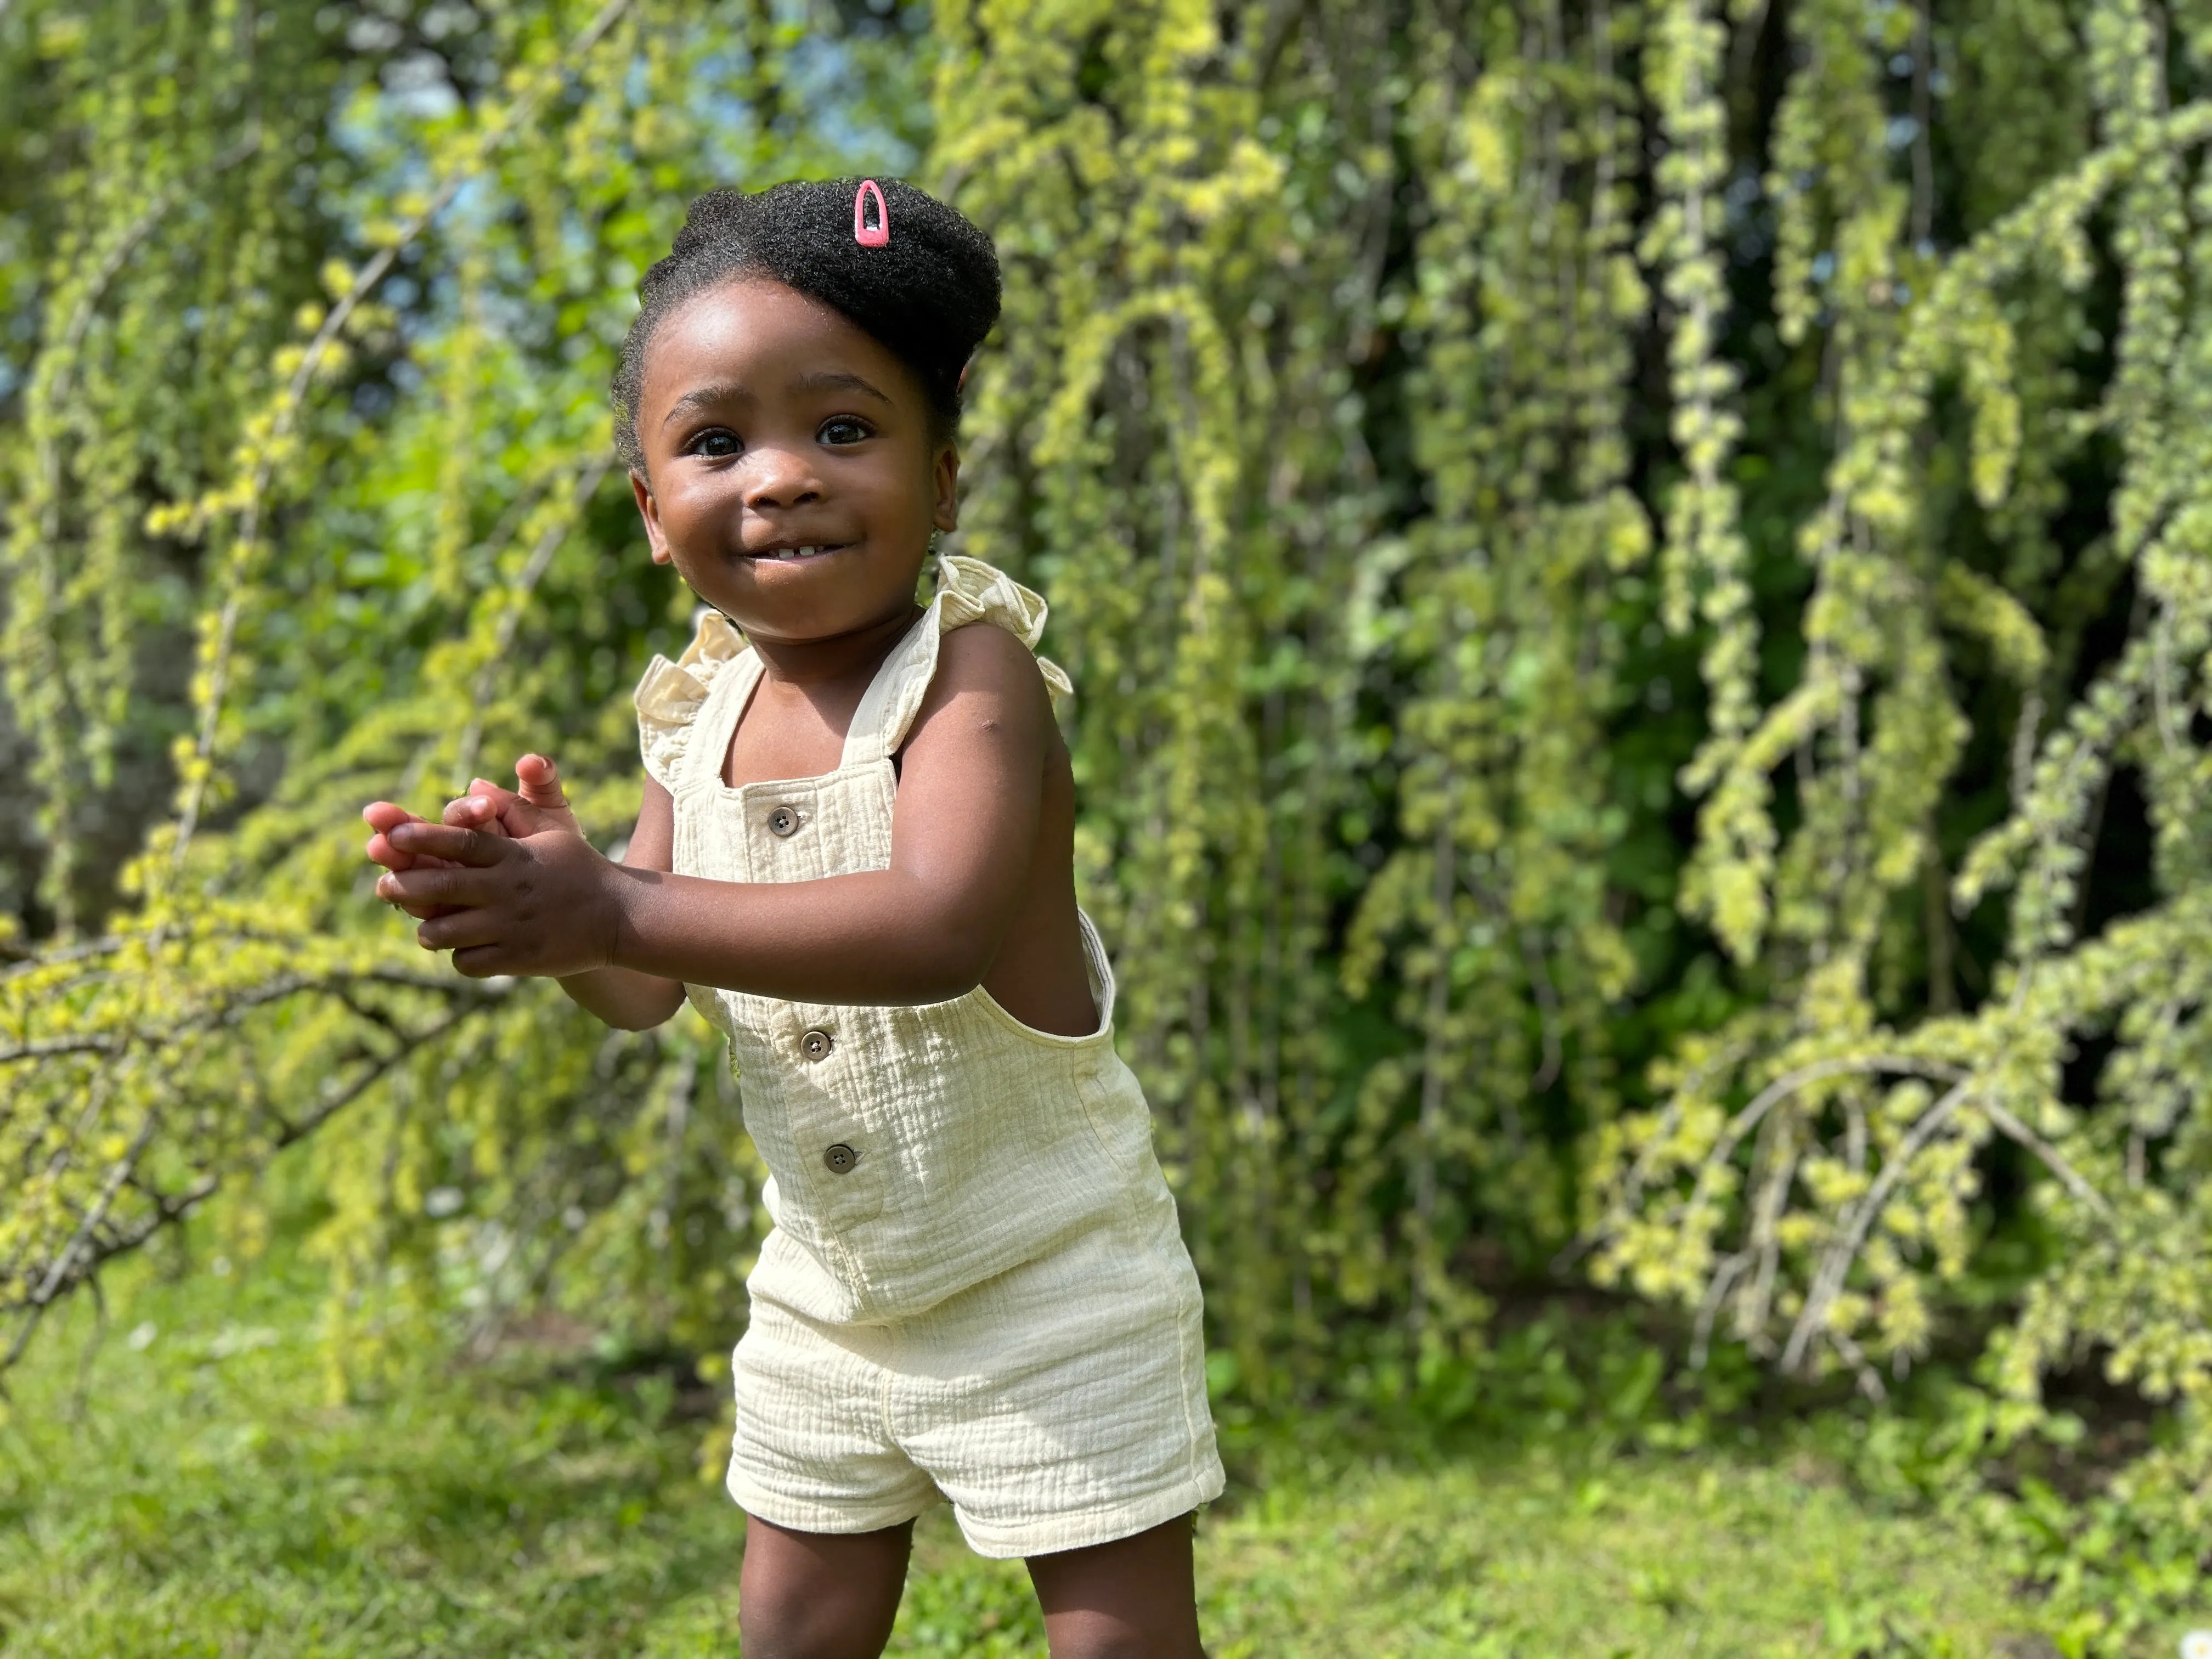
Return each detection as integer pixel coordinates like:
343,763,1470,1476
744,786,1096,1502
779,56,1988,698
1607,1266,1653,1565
362,753,622,980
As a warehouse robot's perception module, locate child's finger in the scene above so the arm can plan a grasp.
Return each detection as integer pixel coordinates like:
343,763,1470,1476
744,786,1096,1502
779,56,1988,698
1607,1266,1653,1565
366,834,465,873
366,829,435,872
458,778,544,838
363,801,425,870
466,780,531,833
388,821,513,867
514,753,569,808
415,903,507,954
378,861,503,911
442,794,511,836
449,944,512,979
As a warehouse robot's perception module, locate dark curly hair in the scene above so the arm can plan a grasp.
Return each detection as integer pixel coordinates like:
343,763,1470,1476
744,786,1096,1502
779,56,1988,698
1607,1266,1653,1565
611,178,1002,473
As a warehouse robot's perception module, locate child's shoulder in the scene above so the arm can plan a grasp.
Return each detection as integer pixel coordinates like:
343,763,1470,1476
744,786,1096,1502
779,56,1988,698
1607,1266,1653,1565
933,555,1072,704
901,623,1062,771
894,558,1074,757
930,610,1055,701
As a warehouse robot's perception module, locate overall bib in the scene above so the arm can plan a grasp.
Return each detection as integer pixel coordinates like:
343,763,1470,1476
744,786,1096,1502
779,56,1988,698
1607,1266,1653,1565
634,555,1224,1555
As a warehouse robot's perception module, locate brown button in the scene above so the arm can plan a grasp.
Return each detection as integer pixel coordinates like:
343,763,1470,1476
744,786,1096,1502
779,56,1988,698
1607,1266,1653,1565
800,1028,834,1062
767,805,800,837
823,1143,858,1175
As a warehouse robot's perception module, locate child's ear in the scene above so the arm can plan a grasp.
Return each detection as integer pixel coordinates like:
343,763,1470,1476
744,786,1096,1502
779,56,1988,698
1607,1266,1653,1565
631,469,674,565
931,442,961,534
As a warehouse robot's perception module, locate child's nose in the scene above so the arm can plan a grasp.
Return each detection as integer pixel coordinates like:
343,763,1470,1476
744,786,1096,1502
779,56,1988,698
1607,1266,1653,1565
741,447,823,510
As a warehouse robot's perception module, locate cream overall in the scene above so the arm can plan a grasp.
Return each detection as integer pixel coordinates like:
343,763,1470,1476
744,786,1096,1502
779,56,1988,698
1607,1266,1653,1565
634,555,1224,1556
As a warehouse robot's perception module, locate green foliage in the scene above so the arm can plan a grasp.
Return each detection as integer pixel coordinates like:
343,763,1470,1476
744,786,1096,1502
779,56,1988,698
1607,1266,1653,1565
8,0,2212,1644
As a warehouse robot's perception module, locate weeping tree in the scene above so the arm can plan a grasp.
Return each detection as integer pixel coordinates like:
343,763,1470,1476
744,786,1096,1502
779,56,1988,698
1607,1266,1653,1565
6,0,2212,1638
0,0,929,1381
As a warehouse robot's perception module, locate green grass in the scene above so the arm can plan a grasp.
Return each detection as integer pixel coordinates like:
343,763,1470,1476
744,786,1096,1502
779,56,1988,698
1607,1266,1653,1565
0,1247,2088,1657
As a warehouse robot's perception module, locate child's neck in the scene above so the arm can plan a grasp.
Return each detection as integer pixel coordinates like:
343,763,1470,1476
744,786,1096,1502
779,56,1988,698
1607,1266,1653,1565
746,599,926,692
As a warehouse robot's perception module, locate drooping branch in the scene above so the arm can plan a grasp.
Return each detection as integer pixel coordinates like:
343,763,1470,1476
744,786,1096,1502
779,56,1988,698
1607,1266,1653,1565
0,937,517,1373
171,0,641,866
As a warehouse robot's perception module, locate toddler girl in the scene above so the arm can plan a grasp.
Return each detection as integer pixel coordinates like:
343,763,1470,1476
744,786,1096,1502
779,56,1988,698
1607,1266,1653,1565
362,178,1223,1658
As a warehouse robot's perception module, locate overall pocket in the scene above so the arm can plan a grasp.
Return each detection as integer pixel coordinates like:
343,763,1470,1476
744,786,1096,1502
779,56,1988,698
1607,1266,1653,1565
1078,1058,1163,1189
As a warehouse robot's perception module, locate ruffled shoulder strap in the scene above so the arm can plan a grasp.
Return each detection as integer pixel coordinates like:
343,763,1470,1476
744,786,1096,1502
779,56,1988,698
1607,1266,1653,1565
840,555,1073,766
634,608,750,792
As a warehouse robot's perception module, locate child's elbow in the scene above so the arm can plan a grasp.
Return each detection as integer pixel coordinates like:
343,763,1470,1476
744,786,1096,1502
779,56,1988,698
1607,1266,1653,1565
916,959,990,1005
574,977,685,1031
916,927,999,1004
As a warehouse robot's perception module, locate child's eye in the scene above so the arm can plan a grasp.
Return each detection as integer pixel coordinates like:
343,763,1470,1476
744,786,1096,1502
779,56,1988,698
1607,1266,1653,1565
819,416,873,447
687,428,741,459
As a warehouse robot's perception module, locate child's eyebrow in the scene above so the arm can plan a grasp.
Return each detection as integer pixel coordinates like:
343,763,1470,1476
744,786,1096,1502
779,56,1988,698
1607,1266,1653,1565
661,372,894,428
793,370,893,405
662,383,749,426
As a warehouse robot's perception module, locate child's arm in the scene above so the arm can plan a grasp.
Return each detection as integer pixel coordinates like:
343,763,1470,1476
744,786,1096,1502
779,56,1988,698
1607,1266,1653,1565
372,625,1053,1007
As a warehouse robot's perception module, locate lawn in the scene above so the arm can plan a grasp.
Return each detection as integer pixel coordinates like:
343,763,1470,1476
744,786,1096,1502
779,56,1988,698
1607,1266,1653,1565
0,1242,2088,1657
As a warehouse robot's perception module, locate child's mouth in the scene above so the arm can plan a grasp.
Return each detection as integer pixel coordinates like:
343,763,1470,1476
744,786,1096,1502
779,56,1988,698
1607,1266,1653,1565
746,543,848,562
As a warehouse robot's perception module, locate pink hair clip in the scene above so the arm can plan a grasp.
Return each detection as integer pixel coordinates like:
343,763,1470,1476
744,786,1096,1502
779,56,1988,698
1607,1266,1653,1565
853,179,889,247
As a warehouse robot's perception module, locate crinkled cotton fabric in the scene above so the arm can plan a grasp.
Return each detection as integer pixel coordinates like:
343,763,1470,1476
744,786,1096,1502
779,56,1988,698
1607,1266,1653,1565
635,555,1223,1556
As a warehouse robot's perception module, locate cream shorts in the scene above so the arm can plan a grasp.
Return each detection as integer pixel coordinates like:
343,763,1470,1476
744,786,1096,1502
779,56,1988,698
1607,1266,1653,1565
725,1204,1225,1559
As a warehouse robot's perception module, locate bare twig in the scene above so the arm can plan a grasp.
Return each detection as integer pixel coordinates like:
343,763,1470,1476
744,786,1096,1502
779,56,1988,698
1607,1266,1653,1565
1690,1250,1746,1369
1782,1080,1972,1374
0,935,125,983
1679,1054,1967,1237
1519,924,1565,1093
1740,1125,1798,1345
1828,1324,1887,1403
1978,1098,2112,1217
0,1035,125,1064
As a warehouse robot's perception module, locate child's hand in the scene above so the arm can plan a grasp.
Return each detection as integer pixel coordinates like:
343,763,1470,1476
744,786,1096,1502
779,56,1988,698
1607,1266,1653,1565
371,797,620,979
364,756,580,919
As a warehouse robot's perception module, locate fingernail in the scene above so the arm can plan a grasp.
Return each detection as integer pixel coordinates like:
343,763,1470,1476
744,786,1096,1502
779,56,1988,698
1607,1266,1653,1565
469,797,488,812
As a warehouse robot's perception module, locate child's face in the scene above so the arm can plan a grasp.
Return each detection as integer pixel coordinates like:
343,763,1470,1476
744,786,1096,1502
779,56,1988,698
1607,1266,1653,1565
630,277,957,646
